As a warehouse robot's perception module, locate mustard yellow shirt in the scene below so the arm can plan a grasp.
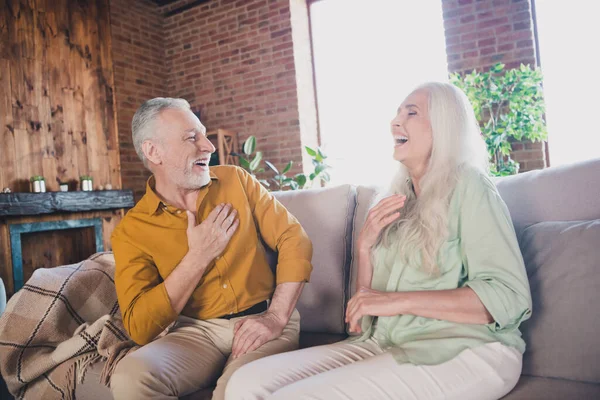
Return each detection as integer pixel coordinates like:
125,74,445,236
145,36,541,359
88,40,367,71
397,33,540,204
111,166,313,345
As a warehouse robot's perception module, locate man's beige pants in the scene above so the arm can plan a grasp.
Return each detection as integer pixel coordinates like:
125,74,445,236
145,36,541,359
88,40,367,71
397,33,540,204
110,309,300,400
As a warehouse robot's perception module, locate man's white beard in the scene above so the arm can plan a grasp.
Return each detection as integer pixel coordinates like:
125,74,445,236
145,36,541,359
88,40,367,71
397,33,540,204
194,173,211,188
169,168,211,190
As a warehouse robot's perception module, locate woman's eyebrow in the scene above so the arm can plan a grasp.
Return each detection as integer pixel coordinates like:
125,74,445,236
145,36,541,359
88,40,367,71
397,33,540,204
397,104,419,113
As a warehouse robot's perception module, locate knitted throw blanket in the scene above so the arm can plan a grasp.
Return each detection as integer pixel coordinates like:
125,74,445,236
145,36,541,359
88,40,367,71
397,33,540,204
0,252,138,399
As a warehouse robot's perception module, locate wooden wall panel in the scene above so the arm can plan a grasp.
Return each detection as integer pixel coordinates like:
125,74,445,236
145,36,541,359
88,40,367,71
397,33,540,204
0,0,126,298
0,0,121,192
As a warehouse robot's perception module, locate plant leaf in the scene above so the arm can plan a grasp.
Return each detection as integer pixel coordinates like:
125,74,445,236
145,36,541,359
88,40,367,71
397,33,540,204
317,147,327,159
249,151,262,171
239,158,250,170
294,173,307,188
243,136,257,155
282,161,292,174
305,146,317,157
265,160,279,174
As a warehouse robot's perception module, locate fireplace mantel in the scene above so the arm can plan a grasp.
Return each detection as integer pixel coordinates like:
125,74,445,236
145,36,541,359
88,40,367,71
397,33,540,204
0,190,134,297
0,190,135,217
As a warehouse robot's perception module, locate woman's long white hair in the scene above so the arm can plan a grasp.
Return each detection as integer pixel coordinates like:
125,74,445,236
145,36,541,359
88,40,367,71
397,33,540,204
375,82,489,274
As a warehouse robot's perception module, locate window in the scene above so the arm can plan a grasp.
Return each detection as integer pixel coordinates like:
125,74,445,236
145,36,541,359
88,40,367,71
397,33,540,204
309,0,448,186
534,0,600,166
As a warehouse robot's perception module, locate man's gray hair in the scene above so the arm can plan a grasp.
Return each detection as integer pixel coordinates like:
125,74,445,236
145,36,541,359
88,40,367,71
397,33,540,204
132,97,191,168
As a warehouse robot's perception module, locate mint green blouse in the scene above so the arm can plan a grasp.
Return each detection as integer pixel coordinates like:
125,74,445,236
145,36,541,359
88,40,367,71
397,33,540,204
352,167,533,365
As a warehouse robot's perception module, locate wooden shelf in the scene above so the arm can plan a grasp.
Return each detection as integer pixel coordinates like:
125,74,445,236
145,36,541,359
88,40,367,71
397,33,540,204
0,190,135,217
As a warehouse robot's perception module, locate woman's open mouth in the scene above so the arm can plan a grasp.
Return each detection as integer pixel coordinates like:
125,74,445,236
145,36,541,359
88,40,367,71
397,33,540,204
394,135,408,147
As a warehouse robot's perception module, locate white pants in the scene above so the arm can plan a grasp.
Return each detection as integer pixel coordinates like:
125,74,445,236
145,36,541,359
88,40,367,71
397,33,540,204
225,339,522,400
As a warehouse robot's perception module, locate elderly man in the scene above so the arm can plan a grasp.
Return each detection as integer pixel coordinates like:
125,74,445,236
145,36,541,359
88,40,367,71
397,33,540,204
110,98,313,400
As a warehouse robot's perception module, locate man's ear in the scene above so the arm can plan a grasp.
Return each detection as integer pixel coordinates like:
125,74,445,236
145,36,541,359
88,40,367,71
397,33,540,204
142,140,162,166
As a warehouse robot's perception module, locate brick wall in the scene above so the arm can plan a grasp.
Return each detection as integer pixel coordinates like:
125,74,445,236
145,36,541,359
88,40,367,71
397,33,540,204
110,0,546,194
442,0,546,172
160,0,304,174
110,0,167,199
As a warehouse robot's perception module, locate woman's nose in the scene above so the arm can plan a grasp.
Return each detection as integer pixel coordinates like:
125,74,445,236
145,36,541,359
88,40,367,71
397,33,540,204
391,115,403,127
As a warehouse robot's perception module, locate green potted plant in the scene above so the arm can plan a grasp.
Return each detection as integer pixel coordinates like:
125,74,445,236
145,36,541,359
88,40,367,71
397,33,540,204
450,63,548,176
234,136,332,191
265,161,298,190
231,137,269,187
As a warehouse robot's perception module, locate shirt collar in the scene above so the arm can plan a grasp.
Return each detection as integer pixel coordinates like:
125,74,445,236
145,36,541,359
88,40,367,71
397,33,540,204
144,172,219,215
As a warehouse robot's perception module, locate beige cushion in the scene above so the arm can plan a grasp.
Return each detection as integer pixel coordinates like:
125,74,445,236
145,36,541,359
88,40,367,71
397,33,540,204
519,220,600,383
495,158,600,238
503,376,600,399
348,185,380,300
273,185,356,334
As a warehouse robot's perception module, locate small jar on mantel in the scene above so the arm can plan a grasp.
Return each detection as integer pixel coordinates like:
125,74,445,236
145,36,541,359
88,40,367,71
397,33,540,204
80,176,93,192
30,176,46,193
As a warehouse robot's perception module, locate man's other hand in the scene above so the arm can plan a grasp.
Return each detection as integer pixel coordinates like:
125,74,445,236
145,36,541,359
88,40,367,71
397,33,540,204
231,311,286,359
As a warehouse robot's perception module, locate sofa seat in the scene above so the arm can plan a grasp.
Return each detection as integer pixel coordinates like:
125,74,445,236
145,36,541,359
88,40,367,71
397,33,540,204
503,376,600,399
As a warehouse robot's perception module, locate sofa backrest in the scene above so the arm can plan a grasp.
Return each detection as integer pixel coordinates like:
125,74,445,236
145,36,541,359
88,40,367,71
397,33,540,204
495,158,600,238
272,185,356,334
496,158,600,383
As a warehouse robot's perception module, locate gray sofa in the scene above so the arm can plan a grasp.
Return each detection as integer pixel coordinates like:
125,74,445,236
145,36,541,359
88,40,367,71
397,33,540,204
2,158,599,399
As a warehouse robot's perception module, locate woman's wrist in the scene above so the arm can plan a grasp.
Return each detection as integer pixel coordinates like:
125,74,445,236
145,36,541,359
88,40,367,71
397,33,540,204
357,240,372,255
391,292,409,315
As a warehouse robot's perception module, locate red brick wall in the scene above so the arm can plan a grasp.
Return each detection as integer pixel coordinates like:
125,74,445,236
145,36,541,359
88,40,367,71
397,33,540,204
442,0,546,172
160,0,303,174
110,0,167,199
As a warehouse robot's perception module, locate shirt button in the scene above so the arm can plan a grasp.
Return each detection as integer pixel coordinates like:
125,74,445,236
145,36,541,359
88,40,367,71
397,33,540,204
176,210,182,214
229,312,233,315
215,256,221,260
222,284,227,289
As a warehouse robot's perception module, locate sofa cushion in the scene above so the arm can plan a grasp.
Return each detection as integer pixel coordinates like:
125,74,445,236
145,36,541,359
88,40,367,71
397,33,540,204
495,158,600,238
299,332,347,349
519,219,600,383
348,185,380,300
273,185,356,334
503,376,600,399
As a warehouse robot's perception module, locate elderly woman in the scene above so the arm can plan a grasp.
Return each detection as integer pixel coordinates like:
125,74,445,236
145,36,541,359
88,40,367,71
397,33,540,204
225,82,532,400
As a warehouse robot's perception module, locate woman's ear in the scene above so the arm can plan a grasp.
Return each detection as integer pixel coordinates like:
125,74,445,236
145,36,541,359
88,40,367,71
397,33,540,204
142,140,162,166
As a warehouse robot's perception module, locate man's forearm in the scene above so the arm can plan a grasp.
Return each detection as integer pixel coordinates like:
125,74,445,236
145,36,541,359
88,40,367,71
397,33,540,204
267,281,304,324
164,251,210,314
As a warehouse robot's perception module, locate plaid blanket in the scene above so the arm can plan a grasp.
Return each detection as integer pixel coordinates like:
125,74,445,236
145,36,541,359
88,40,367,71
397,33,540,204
0,252,138,399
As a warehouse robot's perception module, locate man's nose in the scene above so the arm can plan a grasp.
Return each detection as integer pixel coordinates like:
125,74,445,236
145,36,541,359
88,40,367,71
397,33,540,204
198,135,215,152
